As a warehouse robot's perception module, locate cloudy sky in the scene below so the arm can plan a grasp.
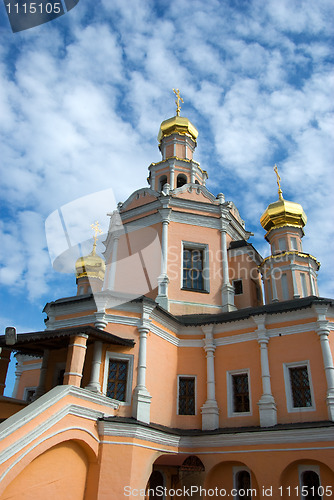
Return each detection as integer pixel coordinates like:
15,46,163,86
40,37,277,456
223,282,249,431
0,0,333,391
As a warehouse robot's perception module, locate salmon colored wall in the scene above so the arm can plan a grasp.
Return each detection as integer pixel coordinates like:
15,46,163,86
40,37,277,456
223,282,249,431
122,192,157,211
0,441,89,500
175,346,206,429
146,332,178,426
280,460,334,500
168,222,223,313
16,368,40,400
268,330,327,423
205,461,260,498
113,223,161,297
229,252,263,309
214,339,262,427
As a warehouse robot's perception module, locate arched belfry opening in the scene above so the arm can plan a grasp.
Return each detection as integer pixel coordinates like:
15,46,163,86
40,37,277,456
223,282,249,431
176,174,187,188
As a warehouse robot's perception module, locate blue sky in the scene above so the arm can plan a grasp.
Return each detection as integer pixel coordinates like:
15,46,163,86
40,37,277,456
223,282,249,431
0,0,333,394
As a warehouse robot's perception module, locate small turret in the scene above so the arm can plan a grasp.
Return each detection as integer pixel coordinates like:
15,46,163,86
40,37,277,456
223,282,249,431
259,165,320,303
75,221,105,295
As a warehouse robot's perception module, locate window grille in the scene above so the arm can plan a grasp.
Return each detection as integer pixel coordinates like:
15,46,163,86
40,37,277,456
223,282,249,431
183,249,204,291
289,366,312,408
107,359,128,401
179,377,195,415
232,373,250,413
233,279,243,295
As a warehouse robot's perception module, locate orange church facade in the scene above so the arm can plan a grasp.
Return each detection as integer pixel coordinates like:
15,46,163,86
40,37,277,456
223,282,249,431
0,104,333,499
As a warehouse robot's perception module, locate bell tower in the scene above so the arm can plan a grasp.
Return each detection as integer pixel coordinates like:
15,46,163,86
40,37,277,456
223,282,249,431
148,89,208,191
259,165,320,303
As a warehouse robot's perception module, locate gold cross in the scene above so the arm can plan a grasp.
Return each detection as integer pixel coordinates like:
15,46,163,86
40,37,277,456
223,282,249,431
274,164,283,200
173,88,183,116
90,221,102,248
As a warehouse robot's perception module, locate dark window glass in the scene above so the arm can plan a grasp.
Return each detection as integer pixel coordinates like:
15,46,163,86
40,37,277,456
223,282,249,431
301,471,322,499
232,373,250,413
289,366,312,407
236,470,252,499
183,248,204,290
107,359,128,401
179,377,195,415
233,279,243,295
159,175,167,191
177,174,187,187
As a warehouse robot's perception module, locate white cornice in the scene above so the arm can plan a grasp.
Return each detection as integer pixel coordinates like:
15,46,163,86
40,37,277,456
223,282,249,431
98,420,334,450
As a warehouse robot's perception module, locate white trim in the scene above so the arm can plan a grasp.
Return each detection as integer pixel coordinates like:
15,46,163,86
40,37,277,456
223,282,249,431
283,361,316,413
177,375,197,416
227,369,252,418
103,352,134,405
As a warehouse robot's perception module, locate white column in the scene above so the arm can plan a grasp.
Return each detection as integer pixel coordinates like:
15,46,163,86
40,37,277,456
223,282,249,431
12,354,24,398
132,323,152,424
32,349,50,400
253,316,277,427
156,208,171,311
270,262,279,302
201,326,219,430
85,341,103,393
220,221,236,312
106,234,119,291
315,305,334,420
190,163,195,183
170,164,175,190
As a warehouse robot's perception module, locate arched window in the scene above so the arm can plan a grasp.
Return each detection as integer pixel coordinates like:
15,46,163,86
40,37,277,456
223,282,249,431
195,180,200,184
301,470,322,499
159,175,167,191
146,470,164,498
235,470,252,499
177,174,187,187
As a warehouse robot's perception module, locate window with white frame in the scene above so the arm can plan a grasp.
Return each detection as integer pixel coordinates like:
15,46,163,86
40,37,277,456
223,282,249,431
278,237,286,251
178,376,196,415
283,361,315,412
182,242,209,292
23,387,37,402
233,467,254,499
299,465,322,500
281,273,289,300
300,273,308,297
290,236,298,251
103,352,134,404
227,370,251,417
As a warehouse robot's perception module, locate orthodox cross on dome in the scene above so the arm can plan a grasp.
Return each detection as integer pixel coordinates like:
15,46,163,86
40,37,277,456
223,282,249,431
90,220,102,253
274,164,283,200
173,88,183,116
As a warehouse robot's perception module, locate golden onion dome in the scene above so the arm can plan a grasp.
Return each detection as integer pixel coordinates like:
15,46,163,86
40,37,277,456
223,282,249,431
157,115,198,144
75,245,105,281
260,197,307,233
260,165,307,234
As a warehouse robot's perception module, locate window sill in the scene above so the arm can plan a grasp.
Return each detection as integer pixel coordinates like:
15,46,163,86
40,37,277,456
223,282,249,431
181,287,209,294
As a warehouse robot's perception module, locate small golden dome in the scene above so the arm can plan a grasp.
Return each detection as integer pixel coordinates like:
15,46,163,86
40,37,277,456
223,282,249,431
75,246,105,281
260,197,307,233
158,115,198,144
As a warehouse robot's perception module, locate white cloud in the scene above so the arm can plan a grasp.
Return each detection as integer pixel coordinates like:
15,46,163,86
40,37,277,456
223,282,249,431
0,0,333,309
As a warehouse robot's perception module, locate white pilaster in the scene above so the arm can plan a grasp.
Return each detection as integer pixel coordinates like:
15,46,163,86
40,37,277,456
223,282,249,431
85,341,103,393
132,301,154,424
253,316,277,427
201,326,219,430
12,354,24,399
314,304,334,420
220,221,236,312
270,262,279,302
156,208,171,311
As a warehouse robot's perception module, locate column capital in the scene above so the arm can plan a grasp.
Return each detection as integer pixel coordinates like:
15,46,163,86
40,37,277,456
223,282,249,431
137,325,150,336
158,207,171,222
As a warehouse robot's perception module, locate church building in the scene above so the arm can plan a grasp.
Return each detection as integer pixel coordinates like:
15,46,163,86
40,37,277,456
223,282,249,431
0,92,333,499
